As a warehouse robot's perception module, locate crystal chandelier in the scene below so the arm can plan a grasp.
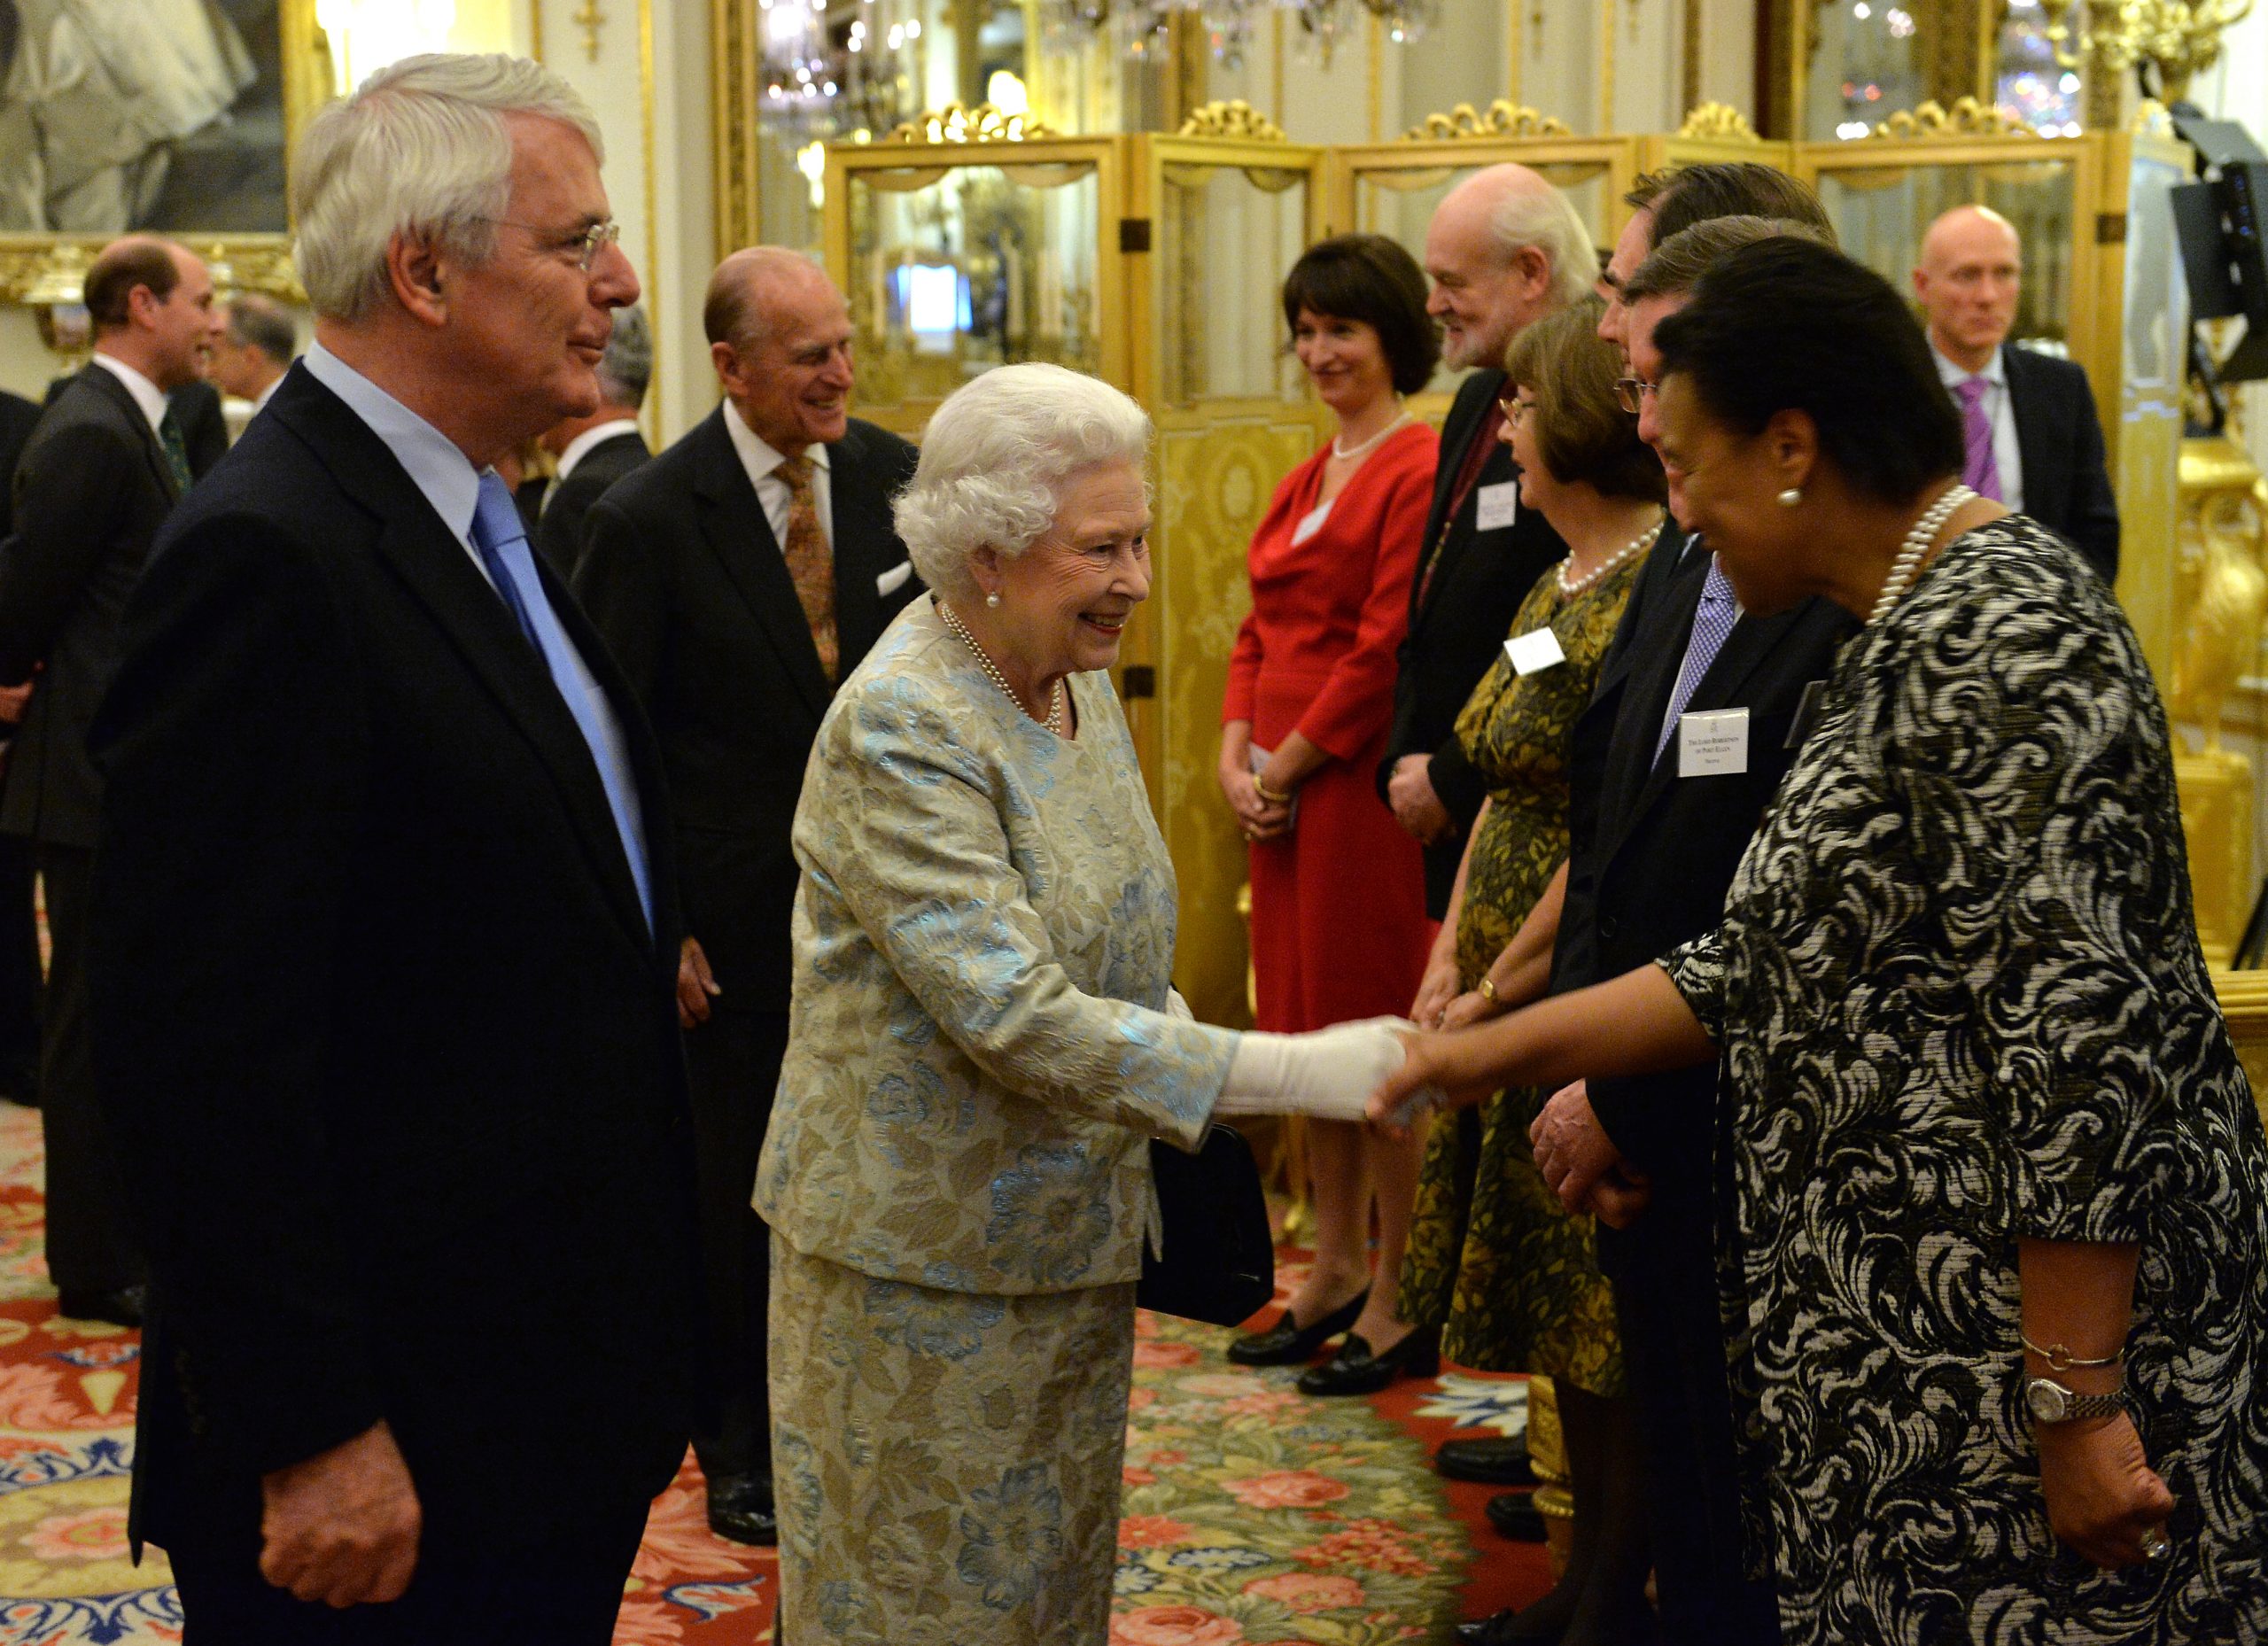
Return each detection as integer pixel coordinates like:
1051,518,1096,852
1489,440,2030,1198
1040,0,1434,68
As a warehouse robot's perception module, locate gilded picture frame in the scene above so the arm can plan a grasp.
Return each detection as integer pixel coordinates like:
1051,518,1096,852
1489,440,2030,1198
0,0,331,305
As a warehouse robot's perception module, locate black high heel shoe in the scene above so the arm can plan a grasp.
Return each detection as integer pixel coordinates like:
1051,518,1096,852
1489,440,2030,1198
1295,1324,1441,1395
1225,1286,1370,1366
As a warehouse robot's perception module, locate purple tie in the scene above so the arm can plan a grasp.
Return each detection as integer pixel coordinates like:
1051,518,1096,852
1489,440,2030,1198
1956,377,2003,502
1656,556,1740,761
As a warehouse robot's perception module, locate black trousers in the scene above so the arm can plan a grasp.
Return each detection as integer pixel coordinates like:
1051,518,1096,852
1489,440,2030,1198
0,832,41,1100
36,842,142,1294
684,1005,789,1485
166,1499,651,1645
1607,1176,1780,1646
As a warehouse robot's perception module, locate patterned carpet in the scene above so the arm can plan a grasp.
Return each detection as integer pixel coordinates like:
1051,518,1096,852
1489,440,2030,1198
0,1102,1545,1643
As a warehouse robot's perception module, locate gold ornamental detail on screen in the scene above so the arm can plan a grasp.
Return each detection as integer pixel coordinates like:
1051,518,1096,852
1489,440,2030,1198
1872,97,2042,140
1401,101,1572,142
1177,101,1289,142
1676,102,1761,143
886,104,1057,144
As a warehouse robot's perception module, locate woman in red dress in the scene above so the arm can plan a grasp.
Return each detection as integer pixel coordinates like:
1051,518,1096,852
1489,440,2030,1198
1220,235,1441,1389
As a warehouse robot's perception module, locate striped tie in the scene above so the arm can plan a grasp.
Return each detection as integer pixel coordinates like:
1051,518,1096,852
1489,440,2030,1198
1956,377,2002,503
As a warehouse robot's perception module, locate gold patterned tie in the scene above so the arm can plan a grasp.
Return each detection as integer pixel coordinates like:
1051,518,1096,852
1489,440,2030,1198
776,453,837,684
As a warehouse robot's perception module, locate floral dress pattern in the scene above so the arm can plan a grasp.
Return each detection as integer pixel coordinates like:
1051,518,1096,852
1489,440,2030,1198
1663,519,2268,1645
1401,550,1641,1386
757,598,1240,1645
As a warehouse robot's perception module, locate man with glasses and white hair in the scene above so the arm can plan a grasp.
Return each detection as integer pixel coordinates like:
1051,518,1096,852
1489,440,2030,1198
87,53,701,1643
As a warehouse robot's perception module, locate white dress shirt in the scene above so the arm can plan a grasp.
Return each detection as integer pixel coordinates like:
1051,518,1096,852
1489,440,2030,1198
723,400,834,553
247,375,283,419
555,417,642,483
1933,341,2024,514
89,350,168,437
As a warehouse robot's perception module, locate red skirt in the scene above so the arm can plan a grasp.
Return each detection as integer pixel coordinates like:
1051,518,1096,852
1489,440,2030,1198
1247,680,1430,1033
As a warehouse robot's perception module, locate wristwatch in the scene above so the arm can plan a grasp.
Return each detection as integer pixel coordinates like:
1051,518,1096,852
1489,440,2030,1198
2024,1376,2127,1425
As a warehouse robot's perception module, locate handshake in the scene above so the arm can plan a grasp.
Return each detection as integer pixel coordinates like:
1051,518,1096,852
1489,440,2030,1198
1213,1018,1449,1129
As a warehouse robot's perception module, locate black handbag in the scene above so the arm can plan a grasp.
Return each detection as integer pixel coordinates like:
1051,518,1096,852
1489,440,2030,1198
1137,1123,1276,1328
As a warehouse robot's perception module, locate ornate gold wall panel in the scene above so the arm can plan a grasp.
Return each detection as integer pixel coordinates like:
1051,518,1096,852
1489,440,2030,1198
1152,407,1324,1028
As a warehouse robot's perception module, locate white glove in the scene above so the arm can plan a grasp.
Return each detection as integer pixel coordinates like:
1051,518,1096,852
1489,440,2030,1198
1214,1017,1429,1123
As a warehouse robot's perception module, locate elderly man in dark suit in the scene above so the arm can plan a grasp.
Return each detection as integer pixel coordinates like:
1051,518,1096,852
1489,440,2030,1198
1,234,213,1326
0,386,41,1111
533,300,650,578
1379,164,1590,922
575,245,920,1549
1915,204,2119,582
87,53,701,1643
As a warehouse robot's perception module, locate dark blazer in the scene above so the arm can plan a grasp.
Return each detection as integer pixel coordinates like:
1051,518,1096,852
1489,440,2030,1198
575,408,920,1017
0,390,38,539
167,377,229,478
86,363,703,1557
536,426,650,579
1378,369,1568,917
1550,526,1856,1224
2003,345,2118,584
0,363,183,848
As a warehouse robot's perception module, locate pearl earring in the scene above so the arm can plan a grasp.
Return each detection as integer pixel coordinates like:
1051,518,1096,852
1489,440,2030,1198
1776,488,1802,508
985,591,1001,609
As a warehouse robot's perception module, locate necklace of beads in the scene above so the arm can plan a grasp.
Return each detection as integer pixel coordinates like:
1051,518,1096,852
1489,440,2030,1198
936,596,1066,736
1867,483,1976,626
1557,515,1664,599
1332,408,1411,462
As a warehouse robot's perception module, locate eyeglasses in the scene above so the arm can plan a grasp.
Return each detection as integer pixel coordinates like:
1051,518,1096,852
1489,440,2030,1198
1612,377,1658,415
1497,396,1538,427
481,217,622,273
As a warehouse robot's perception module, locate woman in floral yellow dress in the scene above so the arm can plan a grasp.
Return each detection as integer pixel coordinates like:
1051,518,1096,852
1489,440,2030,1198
1400,297,1669,1645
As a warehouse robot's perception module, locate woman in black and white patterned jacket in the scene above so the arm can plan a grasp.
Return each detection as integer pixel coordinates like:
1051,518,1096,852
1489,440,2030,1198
1374,237,2268,1646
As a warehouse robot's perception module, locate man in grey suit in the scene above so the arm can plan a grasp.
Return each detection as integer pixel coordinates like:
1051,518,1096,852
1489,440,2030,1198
576,246,920,1549
0,234,213,1324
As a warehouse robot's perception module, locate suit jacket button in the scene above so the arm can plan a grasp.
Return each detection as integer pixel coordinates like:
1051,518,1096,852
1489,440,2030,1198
1597,916,1619,942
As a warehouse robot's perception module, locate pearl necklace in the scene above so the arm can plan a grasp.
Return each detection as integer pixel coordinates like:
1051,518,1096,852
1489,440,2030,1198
1332,408,1411,462
1866,483,1976,627
936,597,1067,736
1557,515,1664,599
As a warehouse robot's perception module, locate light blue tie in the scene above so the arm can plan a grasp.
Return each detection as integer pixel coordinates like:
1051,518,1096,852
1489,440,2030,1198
470,471,654,932
1656,556,1740,762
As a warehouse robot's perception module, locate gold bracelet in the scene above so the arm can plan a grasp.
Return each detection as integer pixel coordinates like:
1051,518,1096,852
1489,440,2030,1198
1252,773,1292,807
1477,975,1499,1004
2020,1332,2124,1372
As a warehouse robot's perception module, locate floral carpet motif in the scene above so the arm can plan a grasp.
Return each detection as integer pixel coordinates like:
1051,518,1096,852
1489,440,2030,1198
0,1104,1539,1642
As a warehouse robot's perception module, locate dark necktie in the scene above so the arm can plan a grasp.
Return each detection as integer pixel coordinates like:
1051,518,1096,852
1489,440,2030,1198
156,409,193,495
469,472,654,930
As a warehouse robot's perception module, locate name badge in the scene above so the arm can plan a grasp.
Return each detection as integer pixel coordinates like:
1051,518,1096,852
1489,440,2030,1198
1786,679,1828,749
1291,501,1332,546
1474,482,1520,532
1679,709,1749,777
1504,627,1566,676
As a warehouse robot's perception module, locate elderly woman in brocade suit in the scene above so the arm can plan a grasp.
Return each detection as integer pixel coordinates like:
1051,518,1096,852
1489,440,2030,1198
754,362,1415,1646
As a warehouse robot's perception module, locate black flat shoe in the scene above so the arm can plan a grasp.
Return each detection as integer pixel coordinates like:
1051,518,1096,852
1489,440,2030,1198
706,1471,778,1547
1484,1489,1547,1541
1454,1605,1562,1645
1436,1433,1535,1485
1225,1285,1368,1366
57,1285,144,1329
1294,1325,1439,1395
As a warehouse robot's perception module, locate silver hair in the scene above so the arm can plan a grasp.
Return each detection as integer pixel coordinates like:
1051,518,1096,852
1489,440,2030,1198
894,363,1151,603
596,303,651,408
292,53,605,323
1492,182,1600,309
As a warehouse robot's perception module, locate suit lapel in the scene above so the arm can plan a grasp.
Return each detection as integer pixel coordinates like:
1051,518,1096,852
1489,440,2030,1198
272,370,655,956
826,423,889,660
1596,546,1710,858
2003,347,2058,510
1618,595,1809,837
82,366,181,504
689,410,833,721
1409,370,1509,644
